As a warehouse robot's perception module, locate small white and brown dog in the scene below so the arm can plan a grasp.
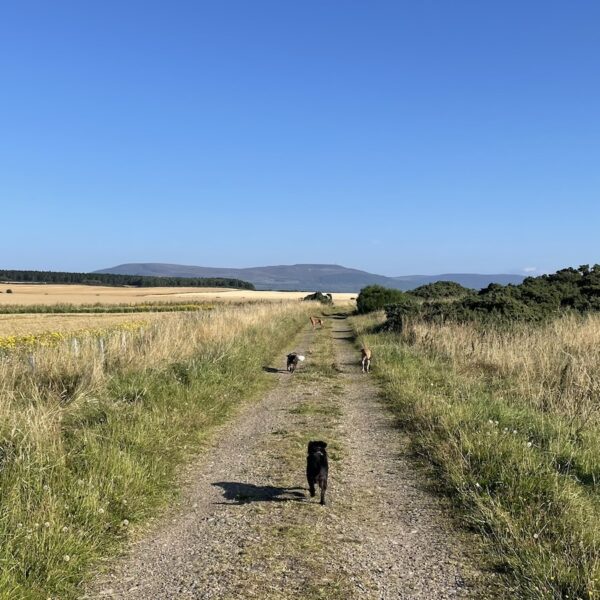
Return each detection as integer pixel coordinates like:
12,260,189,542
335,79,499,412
360,346,372,373
287,352,305,373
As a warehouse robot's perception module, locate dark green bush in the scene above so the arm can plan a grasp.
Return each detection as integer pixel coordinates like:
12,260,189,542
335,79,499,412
385,265,600,328
303,292,333,305
409,281,472,299
384,298,422,332
357,285,417,314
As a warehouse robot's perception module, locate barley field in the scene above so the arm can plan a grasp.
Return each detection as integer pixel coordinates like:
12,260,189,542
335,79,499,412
0,284,356,307
0,312,170,337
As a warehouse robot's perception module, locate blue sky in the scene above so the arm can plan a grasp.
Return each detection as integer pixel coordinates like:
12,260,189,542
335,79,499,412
1,1,599,276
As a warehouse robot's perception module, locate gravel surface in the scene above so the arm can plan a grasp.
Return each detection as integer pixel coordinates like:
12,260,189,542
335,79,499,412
83,317,499,599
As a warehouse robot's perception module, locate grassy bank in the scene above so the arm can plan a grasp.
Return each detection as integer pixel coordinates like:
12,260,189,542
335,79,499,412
351,312,600,599
0,303,309,599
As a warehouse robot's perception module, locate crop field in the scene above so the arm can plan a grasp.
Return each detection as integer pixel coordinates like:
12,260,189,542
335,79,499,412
0,284,228,305
0,312,173,338
0,284,357,307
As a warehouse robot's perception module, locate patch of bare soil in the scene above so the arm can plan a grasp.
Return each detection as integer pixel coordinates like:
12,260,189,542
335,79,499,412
83,317,499,599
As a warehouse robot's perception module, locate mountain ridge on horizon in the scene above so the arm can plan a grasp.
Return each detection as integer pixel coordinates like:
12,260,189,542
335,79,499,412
95,262,525,292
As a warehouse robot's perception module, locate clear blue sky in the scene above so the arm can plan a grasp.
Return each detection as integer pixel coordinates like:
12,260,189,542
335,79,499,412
1,1,599,276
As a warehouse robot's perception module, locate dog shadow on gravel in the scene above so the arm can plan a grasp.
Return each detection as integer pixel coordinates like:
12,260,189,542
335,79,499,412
212,482,306,505
262,366,286,373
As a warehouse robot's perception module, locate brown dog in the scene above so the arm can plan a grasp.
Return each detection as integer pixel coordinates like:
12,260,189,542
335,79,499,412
309,316,324,329
361,347,372,373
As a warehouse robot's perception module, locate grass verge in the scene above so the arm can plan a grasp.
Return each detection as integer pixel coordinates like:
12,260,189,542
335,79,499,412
0,304,308,599
351,312,600,599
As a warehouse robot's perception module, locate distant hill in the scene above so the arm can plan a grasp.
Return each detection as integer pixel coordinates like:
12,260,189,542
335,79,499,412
95,263,525,292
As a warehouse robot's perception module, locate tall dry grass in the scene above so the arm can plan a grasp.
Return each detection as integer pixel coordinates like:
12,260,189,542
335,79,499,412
1,303,296,394
352,311,600,599
0,302,310,599
407,314,600,420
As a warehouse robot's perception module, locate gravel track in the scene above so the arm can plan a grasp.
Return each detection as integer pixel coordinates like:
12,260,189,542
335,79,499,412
83,316,498,599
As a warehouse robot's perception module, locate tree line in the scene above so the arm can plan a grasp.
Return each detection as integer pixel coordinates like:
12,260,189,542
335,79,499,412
0,269,255,290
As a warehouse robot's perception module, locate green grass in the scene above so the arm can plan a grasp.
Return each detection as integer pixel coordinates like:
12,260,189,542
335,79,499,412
288,401,342,417
0,308,308,599
0,301,214,314
350,313,600,599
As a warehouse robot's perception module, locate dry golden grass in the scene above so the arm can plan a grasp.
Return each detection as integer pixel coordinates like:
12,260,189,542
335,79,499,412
0,301,311,597
0,303,307,396
0,284,357,306
353,312,600,598
406,313,600,419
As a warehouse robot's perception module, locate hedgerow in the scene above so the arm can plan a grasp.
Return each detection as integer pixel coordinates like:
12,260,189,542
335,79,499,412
384,265,600,330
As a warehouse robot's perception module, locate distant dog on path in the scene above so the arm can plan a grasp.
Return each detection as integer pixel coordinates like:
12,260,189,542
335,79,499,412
309,316,324,329
306,440,328,505
286,352,305,373
361,346,372,373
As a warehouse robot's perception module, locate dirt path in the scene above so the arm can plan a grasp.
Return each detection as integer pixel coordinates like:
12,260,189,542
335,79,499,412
83,315,497,599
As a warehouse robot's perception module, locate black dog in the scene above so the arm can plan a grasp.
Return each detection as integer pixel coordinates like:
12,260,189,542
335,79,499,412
306,440,328,505
286,352,305,373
